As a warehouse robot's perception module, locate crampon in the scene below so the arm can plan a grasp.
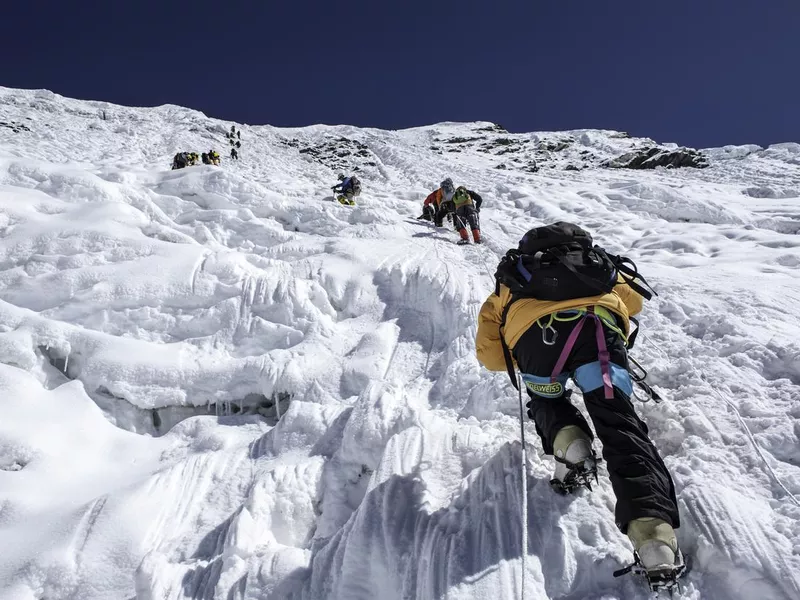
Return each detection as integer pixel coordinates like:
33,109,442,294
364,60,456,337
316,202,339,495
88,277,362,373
549,454,599,494
613,550,687,595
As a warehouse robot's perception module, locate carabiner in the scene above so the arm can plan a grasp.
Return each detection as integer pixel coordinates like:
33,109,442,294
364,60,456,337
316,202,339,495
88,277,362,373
542,324,558,346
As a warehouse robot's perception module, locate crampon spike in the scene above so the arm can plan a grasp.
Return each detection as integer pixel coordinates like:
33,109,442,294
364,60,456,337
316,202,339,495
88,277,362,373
614,550,687,595
549,454,600,495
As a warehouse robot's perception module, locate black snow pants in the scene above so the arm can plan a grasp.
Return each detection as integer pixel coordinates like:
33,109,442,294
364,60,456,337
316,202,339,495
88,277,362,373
513,312,680,531
453,204,479,232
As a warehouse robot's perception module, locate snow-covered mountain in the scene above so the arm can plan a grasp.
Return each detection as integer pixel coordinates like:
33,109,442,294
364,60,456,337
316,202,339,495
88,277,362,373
0,86,799,600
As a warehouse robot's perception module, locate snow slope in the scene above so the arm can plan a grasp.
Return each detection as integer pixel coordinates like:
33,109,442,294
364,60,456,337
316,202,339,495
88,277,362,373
0,87,799,600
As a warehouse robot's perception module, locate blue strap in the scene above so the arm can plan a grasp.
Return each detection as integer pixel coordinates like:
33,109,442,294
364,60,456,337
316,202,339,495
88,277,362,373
517,256,532,282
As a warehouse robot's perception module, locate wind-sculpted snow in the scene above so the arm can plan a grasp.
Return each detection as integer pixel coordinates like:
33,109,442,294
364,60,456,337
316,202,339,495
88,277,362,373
1,86,799,600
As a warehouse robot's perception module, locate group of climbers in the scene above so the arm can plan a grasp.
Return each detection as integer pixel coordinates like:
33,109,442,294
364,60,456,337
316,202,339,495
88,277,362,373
171,152,199,170
172,124,241,170
418,177,483,244
172,150,220,170
331,173,362,205
227,125,241,160
201,150,221,166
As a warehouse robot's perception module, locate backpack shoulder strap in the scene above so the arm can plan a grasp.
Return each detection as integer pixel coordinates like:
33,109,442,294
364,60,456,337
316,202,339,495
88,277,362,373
499,300,519,390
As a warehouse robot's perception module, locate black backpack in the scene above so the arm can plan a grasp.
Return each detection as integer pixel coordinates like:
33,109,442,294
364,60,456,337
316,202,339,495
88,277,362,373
495,222,656,387
495,222,654,302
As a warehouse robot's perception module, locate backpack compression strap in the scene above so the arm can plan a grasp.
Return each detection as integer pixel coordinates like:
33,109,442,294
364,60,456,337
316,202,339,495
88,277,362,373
612,256,657,300
549,248,657,301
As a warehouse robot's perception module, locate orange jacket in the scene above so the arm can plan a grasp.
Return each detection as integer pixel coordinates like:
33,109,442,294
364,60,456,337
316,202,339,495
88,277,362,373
423,189,444,208
476,280,643,372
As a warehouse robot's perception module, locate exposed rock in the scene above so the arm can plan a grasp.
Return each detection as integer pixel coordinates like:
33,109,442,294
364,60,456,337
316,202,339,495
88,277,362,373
475,123,508,133
539,138,573,152
293,137,378,172
444,136,483,144
605,146,709,170
0,120,31,133
496,147,519,155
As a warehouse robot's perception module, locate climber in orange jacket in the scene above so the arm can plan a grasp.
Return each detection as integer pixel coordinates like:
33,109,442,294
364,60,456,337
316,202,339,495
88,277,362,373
417,178,455,225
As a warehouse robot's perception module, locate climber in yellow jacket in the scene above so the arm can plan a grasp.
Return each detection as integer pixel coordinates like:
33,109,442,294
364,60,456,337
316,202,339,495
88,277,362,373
476,277,642,372
476,222,683,589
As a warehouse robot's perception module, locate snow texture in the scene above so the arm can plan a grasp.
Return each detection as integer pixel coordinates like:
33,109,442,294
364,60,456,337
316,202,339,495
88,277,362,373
0,87,799,600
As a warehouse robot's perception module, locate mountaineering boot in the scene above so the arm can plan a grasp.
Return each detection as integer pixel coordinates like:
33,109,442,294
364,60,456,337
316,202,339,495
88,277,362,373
628,517,681,567
614,518,685,591
619,517,685,591
550,425,598,494
472,228,482,243
458,228,470,245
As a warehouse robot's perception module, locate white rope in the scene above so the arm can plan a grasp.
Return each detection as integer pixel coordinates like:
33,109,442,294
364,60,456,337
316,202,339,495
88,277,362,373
708,383,800,507
642,335,799,507
517,373,529,600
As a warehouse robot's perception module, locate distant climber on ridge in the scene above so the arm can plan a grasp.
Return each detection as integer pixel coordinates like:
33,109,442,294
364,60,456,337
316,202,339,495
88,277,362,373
230,147,239,160
209,150,221,166
332,173,361,205
476,222,683,590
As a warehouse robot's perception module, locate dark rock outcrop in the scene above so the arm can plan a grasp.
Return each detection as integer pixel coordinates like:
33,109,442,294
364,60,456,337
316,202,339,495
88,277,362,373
294,137,376,171
0,120,31,133
475,123,508,133
605,146,709,170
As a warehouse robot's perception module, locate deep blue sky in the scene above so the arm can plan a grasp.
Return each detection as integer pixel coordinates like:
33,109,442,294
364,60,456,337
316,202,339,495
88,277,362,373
2,1,797,148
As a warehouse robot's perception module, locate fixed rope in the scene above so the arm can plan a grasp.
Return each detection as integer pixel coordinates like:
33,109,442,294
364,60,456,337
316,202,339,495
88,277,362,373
642,333,799,508
707,381,800,507
517,373,529,599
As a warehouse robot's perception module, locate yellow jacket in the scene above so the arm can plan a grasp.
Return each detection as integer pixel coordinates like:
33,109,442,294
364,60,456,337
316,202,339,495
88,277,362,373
476,281,643,372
